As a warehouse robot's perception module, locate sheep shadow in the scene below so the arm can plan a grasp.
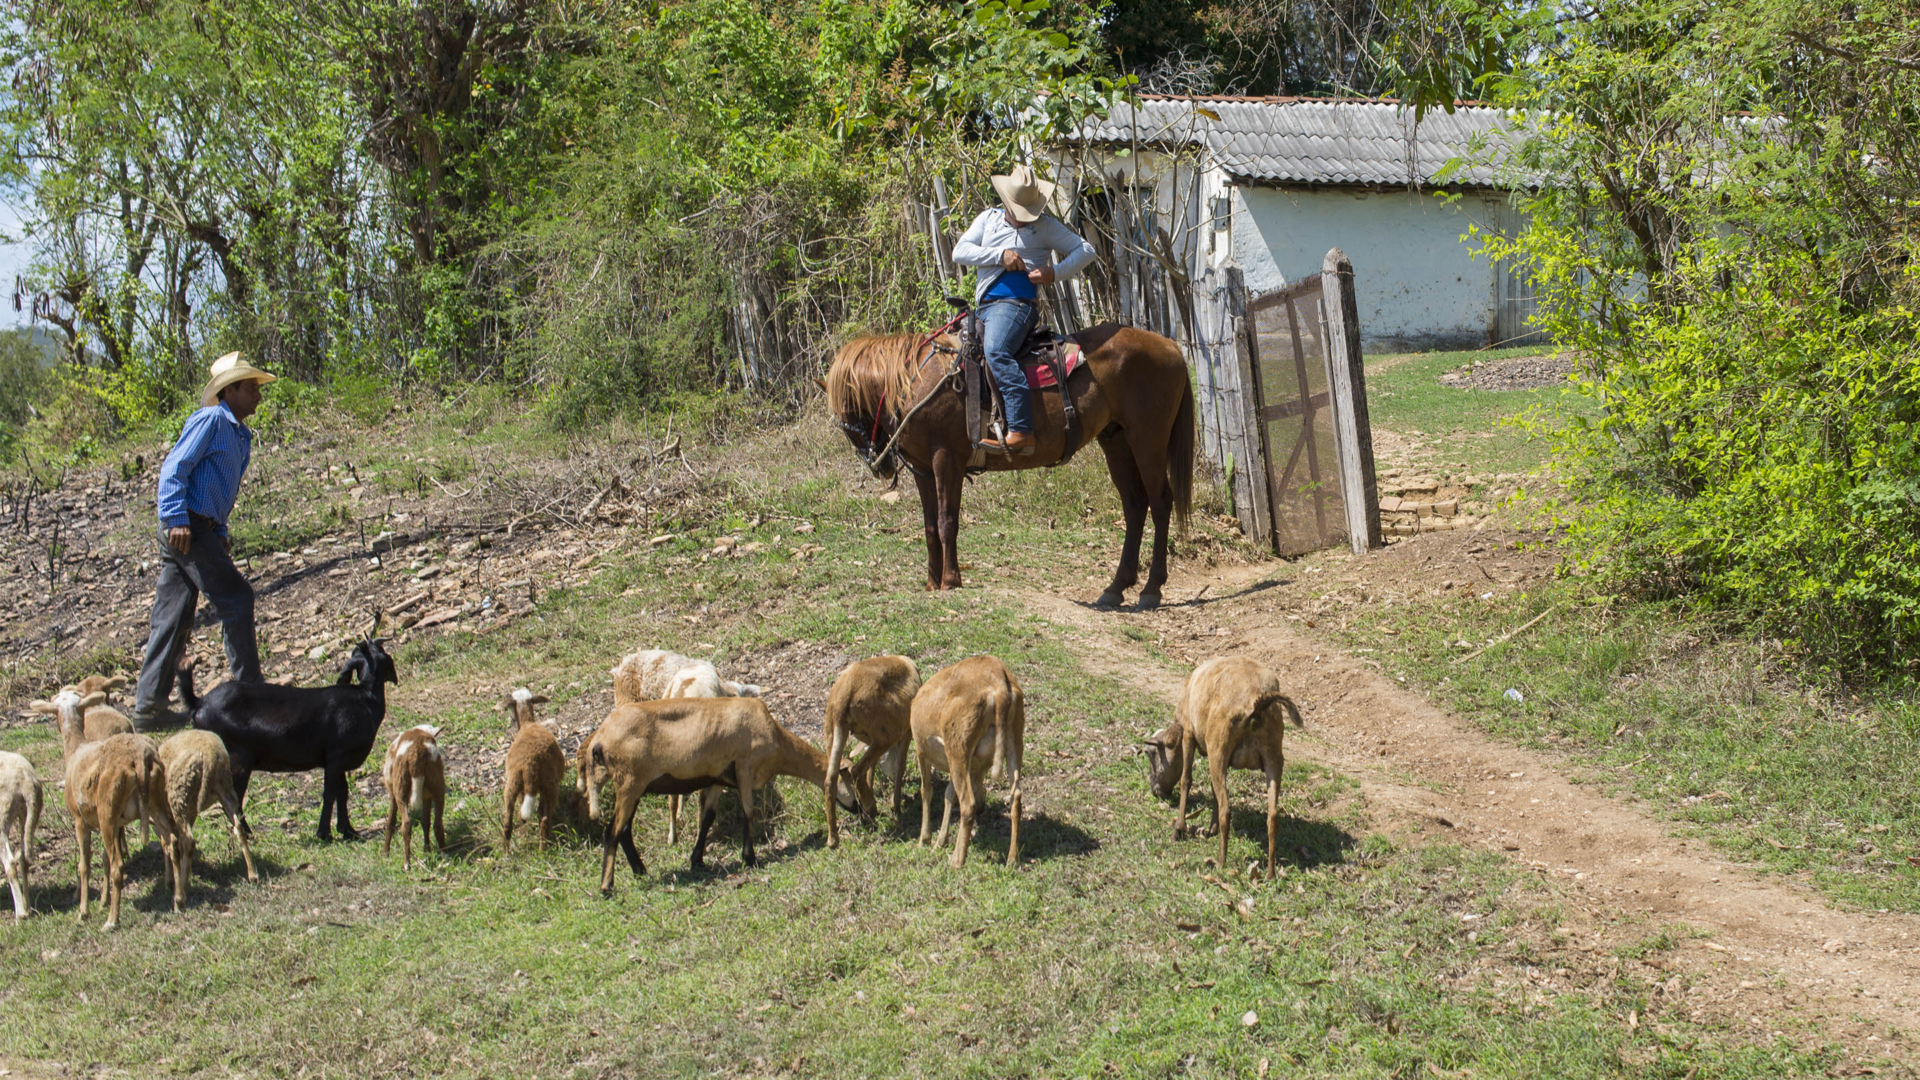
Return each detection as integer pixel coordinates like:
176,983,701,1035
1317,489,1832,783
24,836,284,919
884,792,1099,863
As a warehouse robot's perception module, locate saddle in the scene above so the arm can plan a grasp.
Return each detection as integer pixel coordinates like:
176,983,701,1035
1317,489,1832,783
958,316,1084,469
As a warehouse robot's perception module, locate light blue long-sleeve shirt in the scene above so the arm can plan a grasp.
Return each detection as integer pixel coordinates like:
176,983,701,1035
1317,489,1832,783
156,402,253,537
950,209,1098,306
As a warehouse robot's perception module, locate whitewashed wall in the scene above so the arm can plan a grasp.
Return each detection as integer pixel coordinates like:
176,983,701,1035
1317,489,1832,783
1231,185,1507,351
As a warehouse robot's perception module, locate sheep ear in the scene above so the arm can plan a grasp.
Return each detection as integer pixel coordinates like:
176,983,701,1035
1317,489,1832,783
78,692,107,710
104,676,128,691
28,700,53,714
1141,728,1175,749
529,694,549,705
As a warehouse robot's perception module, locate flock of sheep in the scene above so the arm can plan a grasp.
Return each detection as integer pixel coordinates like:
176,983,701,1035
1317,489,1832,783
0,638,1303,929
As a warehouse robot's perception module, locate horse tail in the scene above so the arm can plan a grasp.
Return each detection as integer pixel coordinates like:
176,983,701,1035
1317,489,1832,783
1169,377,1194,530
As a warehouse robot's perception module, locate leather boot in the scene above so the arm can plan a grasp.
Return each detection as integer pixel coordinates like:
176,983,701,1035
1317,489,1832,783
980,430,1036,456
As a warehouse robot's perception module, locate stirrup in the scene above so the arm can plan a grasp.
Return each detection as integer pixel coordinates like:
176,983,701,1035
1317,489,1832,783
979,433,1036,457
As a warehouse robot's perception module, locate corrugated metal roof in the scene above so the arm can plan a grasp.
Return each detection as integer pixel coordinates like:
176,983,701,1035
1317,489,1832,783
1065,97,1517,187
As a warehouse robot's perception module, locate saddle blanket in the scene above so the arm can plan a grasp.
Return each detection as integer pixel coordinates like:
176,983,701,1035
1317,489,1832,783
1022,343,1082,389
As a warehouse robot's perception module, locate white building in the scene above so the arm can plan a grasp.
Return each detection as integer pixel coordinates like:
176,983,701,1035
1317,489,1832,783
1049,96,1540,351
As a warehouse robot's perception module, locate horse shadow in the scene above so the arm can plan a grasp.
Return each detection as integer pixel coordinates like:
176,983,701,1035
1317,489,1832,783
1065,574,1292,614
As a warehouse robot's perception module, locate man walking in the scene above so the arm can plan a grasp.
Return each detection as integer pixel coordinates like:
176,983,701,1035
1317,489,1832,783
950,164,1097,455
131,352,277,732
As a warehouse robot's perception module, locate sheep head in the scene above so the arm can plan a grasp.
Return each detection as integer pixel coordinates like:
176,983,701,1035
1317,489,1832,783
1142,724,1181,799
502,687,549,734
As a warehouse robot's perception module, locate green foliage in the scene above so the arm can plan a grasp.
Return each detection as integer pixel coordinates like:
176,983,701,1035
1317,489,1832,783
1458,0,1920,666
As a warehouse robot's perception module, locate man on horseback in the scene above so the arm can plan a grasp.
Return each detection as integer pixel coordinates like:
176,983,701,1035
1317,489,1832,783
950,164,1097,456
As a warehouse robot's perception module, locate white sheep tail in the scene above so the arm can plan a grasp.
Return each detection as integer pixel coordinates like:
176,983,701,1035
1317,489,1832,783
519,794,537,822
989,690,1010,785
408,780,423,815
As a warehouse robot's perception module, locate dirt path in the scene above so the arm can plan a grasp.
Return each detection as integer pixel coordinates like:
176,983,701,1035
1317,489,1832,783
1005,556,1920,1054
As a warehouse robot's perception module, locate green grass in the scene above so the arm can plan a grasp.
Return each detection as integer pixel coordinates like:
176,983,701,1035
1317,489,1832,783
1363,346,1589,476
0,385,1852,1076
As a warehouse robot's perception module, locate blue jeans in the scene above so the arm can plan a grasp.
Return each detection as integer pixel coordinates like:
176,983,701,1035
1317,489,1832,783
978,298,1037,435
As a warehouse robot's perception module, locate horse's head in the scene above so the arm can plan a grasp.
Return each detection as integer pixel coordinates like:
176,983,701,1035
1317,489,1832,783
825,334,924,481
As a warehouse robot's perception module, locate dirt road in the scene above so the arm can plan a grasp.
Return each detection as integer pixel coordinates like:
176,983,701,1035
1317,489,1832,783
1012,551,1920,1059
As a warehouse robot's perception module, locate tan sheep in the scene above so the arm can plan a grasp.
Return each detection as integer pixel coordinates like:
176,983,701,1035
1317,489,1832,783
501,688,566,852
0,750,42,920
382,725,447,869
822,656,919,848
1144,655,1302,875
910,655,1025,869
29,686,131,751
158,730,258,894
607,647,762,844
580,697,856,890
61,721,183,929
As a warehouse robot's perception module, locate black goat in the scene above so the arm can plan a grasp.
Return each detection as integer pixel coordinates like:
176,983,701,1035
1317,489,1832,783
180,639,399,842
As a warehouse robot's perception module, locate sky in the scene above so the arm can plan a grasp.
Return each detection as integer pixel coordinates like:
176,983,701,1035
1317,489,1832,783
0,196,31,330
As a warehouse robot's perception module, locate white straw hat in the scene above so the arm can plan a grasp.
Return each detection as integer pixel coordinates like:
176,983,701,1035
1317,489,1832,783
990,164,1056,224
200,351,278,408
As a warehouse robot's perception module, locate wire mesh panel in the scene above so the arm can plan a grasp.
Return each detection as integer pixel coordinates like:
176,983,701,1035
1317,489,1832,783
1246,275,1352,556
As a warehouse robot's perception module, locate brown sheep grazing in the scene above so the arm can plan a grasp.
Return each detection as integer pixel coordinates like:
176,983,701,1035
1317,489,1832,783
1144,656,1302,875
910,655,1025,869
158,730,258,892
501,688,567,852
383,725,447,869
822,656,919,848
580,696,858,889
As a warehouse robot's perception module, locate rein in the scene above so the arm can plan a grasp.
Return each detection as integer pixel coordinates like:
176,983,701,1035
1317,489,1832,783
857,311,967,477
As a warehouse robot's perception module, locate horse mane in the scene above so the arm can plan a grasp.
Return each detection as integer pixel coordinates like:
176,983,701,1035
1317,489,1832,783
825,334,926,423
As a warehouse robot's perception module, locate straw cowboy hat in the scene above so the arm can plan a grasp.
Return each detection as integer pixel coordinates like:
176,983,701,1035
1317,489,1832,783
990,164,1056,224
200,351,278,408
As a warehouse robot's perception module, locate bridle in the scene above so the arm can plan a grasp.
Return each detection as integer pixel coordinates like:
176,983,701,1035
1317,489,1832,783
843,311,967,477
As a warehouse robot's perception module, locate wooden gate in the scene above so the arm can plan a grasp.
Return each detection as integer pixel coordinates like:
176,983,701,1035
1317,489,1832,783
1192,248,1381,556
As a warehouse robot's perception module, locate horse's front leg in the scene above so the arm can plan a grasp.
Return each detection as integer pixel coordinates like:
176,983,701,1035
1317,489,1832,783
914,466,943,591
933,451,965,590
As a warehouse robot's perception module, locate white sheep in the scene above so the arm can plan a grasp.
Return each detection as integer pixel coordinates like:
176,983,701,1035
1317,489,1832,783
0,751,42,920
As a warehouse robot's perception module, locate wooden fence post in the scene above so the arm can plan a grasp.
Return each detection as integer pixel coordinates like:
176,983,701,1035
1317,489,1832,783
1320,248,1381,553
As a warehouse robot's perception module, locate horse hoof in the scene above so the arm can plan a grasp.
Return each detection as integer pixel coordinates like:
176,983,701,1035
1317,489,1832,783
1094,590,1125,610
1137,591,1162,611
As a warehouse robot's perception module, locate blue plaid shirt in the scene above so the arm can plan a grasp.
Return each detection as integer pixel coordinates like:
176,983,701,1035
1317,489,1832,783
156,403,253,538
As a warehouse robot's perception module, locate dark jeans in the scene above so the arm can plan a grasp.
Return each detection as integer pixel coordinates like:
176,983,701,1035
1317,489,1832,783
134,518,262,717
978,298,1038,435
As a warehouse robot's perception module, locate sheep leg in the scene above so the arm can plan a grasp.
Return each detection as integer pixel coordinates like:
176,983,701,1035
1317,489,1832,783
1,828,25,920
331,763,359,842
401,787,415,869
1173,729,1195,841
936,777,958,851
599,785,645,892
825,724,846,848
950,765,978,869
1209,751,1232,870
1265,762,1281,879
104,826,125,931
383,790,400,858
916,742,935,847
886,740,908,819
74,823,88,922
690,788,720,872
538,788,556,850
432,792,446,854
501,778,518,853
1005,760,1023,868
666,794,680,847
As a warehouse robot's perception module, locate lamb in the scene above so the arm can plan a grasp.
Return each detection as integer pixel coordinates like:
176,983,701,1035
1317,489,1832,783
55,696,183,929
501,688,566,852
580,696,858,890
910,655,1025,869
822,656,919,848
608,647,762,844
158,730,258,894
382,725,446,869
1143,655,1303,876
180,637,399,842
0,751,42,920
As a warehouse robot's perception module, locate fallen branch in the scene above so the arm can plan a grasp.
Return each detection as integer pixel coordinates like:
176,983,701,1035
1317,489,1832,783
1452,603,1560,665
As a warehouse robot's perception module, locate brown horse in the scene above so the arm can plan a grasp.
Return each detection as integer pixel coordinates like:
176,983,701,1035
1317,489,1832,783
826,322,1193,610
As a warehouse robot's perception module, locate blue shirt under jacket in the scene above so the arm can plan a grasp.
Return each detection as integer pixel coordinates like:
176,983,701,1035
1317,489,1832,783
156,402,253,537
